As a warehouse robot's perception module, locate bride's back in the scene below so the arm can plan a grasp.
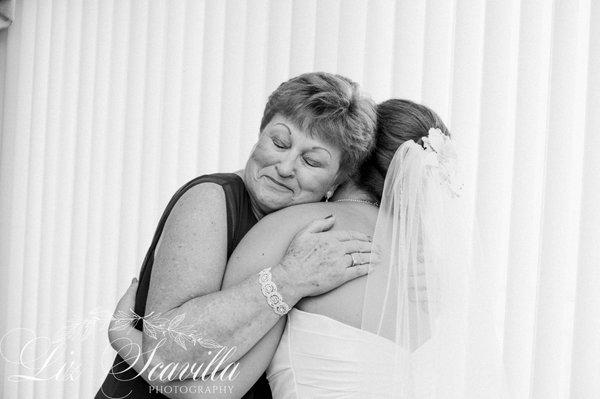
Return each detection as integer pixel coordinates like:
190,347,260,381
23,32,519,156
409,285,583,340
263,201,409,399
293,201,379,328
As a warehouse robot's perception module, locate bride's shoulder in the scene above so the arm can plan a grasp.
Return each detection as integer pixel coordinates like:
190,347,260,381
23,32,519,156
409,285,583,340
262,202,334,224
265,201,372,223
236,203,334,253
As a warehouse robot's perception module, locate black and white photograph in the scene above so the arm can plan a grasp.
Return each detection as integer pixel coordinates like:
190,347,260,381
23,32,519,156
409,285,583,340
0,0,598,398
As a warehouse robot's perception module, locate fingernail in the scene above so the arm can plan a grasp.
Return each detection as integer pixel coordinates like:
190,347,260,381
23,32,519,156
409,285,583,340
324,214,333,219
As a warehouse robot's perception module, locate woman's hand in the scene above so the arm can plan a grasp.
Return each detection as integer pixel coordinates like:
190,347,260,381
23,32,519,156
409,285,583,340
272,215,373,299
107,279,169,383
108,278,146,362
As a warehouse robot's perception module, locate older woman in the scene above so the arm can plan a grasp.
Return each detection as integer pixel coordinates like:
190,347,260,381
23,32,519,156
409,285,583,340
108,99,457,398
96,72,378,399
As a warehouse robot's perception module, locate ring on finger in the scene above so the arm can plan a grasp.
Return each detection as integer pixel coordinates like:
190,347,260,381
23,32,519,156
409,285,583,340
350,253,357,267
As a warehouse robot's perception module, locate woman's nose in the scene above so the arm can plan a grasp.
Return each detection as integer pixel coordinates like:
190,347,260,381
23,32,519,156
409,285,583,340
276,155,296,178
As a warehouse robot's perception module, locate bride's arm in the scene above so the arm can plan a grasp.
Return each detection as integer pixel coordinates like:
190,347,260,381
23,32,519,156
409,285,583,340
109,280,285,399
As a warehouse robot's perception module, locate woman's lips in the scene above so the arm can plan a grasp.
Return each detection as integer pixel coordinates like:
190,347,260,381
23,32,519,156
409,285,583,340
263,175,293,192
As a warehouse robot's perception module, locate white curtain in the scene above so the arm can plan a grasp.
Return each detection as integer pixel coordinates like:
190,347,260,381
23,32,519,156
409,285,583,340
0,1,598,398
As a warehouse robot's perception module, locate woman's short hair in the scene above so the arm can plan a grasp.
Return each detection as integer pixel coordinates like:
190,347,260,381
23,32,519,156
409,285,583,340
358,98,451,201
260,72,377,180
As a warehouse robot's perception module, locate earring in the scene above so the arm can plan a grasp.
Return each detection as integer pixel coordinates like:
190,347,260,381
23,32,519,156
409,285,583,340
325,190,333,202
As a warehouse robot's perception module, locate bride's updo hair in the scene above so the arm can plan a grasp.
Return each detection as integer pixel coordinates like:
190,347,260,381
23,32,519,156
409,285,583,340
357,99,450,201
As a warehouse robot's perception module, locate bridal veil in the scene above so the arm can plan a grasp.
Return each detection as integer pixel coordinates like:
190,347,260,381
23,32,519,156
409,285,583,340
361,130,510,398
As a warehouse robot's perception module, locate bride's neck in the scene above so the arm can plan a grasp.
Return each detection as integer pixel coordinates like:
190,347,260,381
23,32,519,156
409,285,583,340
330,180,375,202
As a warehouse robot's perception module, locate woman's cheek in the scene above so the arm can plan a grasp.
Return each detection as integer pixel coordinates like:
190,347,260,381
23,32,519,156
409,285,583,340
300,169,333,197
250,140,278,167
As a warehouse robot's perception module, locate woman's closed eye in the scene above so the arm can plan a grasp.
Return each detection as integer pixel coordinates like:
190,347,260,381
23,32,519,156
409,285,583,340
303,156,322,168
272,137,289,149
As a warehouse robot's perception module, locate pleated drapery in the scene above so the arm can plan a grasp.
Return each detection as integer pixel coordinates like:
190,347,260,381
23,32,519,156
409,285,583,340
0,1,598,398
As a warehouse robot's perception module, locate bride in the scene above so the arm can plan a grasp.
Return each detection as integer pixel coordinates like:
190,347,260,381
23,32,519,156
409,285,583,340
107,99,508,398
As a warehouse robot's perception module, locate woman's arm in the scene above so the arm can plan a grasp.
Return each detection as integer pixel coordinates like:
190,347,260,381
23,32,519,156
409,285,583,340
144,202,372,373
109,280,286,399
110,204,354,397
141,183,230,364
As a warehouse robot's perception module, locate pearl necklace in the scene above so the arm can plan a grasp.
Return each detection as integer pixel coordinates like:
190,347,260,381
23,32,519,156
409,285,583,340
334,198,380,208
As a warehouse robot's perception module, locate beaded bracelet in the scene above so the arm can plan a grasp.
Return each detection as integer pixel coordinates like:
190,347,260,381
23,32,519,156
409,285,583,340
258,267,291,316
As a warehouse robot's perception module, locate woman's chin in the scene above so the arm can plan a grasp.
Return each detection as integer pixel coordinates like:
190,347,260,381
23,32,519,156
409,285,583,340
253,188,292,209
259,199,290,214
253,188,321,213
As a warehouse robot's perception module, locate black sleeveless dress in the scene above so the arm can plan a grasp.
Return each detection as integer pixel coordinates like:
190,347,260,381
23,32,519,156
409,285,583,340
95,173,272,399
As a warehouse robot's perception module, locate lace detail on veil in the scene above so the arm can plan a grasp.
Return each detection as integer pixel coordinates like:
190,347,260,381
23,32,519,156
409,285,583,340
421,128,463,198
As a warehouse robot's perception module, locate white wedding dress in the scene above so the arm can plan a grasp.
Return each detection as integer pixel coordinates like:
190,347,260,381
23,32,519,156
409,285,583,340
266,309,434,399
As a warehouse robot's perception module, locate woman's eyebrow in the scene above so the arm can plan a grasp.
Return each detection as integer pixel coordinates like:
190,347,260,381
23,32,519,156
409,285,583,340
274,123,292,136
309,147,332,158
274,122,331,158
